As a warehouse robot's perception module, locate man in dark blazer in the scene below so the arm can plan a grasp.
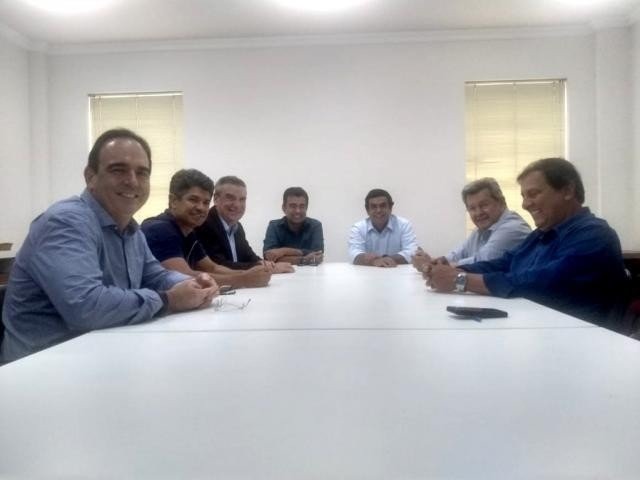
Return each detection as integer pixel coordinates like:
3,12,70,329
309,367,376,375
196,175,293,273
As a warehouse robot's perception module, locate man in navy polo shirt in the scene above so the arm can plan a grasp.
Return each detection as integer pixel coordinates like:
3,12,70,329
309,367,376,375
263,187,324,265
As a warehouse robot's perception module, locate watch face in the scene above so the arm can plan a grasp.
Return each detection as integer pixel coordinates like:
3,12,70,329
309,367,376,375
455,273,467,292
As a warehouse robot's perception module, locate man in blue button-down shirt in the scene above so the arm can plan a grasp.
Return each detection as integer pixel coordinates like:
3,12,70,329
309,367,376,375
1,129,218,362
425,158,627,325
348,189,418,267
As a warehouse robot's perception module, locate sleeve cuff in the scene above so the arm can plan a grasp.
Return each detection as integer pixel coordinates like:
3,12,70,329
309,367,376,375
155,291,170,317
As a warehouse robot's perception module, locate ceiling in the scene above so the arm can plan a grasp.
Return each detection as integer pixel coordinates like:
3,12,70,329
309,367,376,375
0,0,639,48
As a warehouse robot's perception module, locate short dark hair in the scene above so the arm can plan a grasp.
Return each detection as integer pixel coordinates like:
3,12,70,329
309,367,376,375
365,189,394,210
87,128,152,173
169,169,214,199
282,187,309,206
461,178,506,206
214,175,246,194
517,157,585,204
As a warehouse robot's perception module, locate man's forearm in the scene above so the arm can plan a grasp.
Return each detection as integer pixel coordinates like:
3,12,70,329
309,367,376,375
391,254,407,264
353,253,377,265
264,247,302,262
277,254,303,265
465,273,491,295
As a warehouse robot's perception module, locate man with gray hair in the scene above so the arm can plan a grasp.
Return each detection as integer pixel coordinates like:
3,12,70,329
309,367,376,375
412,177,530,270
196,176,293,273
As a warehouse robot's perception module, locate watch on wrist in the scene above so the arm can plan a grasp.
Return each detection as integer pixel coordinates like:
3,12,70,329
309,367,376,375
454,272,467,293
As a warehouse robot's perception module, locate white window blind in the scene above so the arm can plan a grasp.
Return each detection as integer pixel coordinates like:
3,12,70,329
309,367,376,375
89,92,184,223
465,79,566,228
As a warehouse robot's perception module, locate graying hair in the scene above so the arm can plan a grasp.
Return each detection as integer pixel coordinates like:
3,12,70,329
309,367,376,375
461,178,505,205
214,175,246,193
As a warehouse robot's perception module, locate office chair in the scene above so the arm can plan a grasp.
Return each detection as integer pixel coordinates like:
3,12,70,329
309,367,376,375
0,284,5,361
625,299,640,340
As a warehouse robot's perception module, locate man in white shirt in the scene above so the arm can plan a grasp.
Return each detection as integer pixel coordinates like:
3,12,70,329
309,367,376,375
412,178,530,271
348,189,418,267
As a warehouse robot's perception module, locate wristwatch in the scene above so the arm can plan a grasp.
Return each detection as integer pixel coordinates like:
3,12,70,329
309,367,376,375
454,272,467,293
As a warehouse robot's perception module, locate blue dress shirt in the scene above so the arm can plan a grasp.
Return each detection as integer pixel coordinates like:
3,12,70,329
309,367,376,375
461,208,627,324
348,214,418,262
1,190,188,362
263,217,324,255
447,210,531,266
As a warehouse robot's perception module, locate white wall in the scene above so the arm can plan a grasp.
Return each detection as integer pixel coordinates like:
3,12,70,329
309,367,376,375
42,32,616,261
0,36,31,250
594,25,632,248
29,51,51,216
0,27,631,257
634,21,640,249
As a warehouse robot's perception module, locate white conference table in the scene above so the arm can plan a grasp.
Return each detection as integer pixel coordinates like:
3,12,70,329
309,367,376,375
1,263,639,479
103,263,593,333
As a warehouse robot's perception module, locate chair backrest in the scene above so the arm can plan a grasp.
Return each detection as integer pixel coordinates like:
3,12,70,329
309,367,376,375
0,284,5,343
624,299,640,339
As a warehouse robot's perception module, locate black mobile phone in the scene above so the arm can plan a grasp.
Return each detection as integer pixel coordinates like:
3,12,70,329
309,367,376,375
219,285,236,295
446,306,508,318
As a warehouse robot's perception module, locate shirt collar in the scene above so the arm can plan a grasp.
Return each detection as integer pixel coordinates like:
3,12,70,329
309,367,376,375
366,215,395,233
219,215,238,236
160,209,185,234
277,216,309,233
81,189,139,235
536,207,591,241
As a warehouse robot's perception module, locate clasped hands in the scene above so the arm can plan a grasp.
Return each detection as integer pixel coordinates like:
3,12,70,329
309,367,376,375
264,247,321,268
167,273,219,312
359,253,397,267
412,247,459,292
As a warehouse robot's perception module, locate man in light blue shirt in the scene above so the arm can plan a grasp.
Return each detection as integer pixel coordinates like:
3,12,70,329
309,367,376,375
348,189,418,267
1,129,218,362
412,178,530,270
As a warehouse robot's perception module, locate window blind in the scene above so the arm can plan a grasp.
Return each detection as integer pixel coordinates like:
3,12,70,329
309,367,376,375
89,92,184,223
465,79,566,229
